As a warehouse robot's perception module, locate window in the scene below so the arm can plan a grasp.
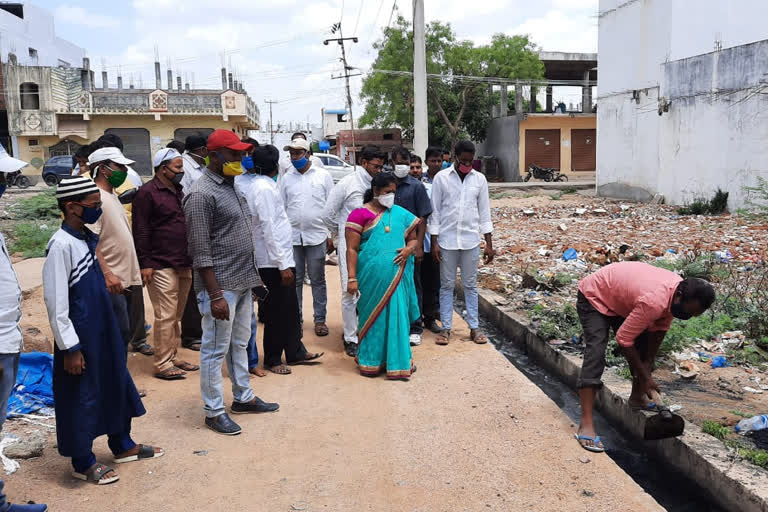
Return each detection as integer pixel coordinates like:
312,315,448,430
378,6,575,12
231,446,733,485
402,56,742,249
337,114,347,123
28,48,37,59
28,139,39,146
19,82,40,110
324,157,343,168
382,133,393,140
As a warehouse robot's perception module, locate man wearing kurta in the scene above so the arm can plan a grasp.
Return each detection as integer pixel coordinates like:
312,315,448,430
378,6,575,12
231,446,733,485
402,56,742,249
43,177,162,485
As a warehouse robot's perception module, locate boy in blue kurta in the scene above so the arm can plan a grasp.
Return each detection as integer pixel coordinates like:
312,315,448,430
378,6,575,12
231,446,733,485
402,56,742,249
43,177,163,485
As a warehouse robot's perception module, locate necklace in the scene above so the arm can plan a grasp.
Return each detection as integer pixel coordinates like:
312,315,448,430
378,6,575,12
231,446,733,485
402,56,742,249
384,209,392,233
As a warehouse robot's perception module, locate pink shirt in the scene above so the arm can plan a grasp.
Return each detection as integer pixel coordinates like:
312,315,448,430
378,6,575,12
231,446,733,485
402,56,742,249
578,262,682,347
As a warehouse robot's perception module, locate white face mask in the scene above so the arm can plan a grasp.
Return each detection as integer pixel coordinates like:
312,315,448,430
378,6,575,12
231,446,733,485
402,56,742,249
376,192,395,209
393,164,409,178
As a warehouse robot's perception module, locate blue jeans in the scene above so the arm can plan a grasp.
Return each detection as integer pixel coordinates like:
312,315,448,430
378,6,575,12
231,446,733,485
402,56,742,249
293,243,328,323
198,289,255,418
247,309,259,370
439,246,480,330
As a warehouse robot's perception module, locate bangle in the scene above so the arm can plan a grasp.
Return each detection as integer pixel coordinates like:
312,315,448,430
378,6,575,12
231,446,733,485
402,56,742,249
348,278,357,282
211,296,226,303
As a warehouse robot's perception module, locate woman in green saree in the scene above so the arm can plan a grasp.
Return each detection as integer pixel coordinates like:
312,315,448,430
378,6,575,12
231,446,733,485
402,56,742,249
345,173,421,380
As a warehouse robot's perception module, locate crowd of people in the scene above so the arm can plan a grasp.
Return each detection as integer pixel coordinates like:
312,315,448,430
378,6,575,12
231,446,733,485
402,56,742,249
0,123,721,504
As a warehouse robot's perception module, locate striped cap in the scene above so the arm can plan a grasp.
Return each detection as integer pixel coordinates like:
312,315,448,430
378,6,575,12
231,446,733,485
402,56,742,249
56,176,100,200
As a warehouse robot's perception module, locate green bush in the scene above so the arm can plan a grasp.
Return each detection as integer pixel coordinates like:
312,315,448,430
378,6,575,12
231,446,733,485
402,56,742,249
661,313,735,355
13,190,60,220
677,188,729,215
9,222,58,258
701,420,729,440
739,448,768,470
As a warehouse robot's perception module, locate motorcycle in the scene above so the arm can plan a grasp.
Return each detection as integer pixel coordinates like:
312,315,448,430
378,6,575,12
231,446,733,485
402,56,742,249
5,171,31,189
524,163,568,182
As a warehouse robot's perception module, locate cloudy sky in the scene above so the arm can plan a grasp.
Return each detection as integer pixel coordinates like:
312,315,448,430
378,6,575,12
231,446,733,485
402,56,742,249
36,0,597,128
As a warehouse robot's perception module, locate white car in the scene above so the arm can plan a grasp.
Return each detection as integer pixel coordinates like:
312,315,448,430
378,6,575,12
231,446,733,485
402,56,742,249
315,153,355,183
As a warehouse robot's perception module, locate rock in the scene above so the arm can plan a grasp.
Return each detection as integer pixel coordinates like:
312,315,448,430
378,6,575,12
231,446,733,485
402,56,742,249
574,208,587,216
523,209,535,216
558,223,568,232
579,456,591,464
582,490,595,497
193,450,208,456
4,431,46,459
592,208,608,215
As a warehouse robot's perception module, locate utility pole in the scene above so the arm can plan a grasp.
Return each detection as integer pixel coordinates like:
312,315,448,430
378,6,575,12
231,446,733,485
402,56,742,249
412,0,428,159
265,99,278,144
325,23,360,163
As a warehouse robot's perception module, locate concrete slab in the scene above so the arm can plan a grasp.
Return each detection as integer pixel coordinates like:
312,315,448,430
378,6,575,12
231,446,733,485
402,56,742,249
7,266,662,511
476,286,768,512
12,257,45,295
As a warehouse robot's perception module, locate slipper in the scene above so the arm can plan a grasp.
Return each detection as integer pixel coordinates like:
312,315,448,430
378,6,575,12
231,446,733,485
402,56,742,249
114,444,164,464
154,368,186,381
174,361,200,372
288,352,324,365
267,364,292,375
629,401,658,412
72,463,119,485
436,330,451,346
470,329,488,344
574,433,605,453
314,323,330,337
131,343,155,356
182,340,201,351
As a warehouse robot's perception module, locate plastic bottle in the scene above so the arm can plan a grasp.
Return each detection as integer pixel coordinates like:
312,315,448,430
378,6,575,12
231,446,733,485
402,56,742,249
734,415,768,434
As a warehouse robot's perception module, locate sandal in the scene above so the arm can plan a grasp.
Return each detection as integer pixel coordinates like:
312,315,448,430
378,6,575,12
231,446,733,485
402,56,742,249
470,329,488,344
154,368,186,380
182,340,202,351
574,433,605,453
114,444,165,464
132,342,155,356
288,352,324,365
436,330,451,346
314,323,330,337
267,364,292,375
72,463,119,485
174,361,200,372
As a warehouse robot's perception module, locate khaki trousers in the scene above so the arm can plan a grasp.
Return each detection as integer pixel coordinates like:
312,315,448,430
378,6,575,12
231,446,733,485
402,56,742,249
146,268,193,373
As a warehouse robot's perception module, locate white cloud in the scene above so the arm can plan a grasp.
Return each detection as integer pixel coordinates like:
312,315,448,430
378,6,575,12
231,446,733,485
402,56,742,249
511,9,597,52
54,6,119,29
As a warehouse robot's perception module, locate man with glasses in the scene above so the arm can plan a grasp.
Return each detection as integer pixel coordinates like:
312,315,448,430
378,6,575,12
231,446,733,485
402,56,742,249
323,145,385,357
183,129,279,435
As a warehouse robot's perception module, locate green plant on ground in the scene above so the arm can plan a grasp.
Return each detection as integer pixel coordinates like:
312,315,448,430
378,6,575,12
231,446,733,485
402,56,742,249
530,303,582,341
9,222,58,258
490,191,509,200
614,366,632,380
561,187,577,195
743,176,768,217
677,188,729,215
661,312,735,356
12,190,60,220
701,420,730,440
730,410,753,418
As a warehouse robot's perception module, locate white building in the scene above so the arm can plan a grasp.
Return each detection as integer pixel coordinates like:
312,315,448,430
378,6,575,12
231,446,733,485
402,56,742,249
321,108,353,138
0,3,84,67
597,0,768,207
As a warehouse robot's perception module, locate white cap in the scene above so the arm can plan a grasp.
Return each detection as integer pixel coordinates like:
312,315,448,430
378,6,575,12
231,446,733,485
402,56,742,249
153,148,181,168
0,143,28,173
88,147,135,166
283,138,310,152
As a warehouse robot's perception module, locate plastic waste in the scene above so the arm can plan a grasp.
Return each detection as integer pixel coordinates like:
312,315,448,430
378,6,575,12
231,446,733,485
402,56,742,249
711,355,729,368
714,249,733,263
562,248,578,261
734,415,768,434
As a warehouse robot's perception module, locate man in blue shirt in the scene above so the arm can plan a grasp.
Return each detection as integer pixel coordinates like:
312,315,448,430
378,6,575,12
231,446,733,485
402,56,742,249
390,145,432,346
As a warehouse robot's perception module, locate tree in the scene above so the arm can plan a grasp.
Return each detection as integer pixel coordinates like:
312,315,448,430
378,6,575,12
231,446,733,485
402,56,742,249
359,17,544,151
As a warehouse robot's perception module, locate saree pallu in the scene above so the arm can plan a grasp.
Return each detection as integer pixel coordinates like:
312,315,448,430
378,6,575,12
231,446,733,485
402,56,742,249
349,205,421,379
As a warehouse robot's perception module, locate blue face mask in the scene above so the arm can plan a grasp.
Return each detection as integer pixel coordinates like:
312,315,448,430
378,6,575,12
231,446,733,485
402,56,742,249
242,156,254,172
0,184,6,200
272,174,278,182
441,161,451,170
292,156,308,170
79,205,103,224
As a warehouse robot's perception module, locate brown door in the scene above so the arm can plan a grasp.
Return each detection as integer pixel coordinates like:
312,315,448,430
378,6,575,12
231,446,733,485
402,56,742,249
571,129,596,172
525,129,560,170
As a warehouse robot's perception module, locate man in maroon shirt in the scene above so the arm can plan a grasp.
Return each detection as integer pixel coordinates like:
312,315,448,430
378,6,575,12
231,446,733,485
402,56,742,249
132,148,199,380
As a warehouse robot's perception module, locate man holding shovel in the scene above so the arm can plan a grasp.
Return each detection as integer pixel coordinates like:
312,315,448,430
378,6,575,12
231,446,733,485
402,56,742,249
574,262,715,452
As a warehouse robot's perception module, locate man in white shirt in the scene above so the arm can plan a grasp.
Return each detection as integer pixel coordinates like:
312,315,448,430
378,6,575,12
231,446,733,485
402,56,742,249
429,140,495,346
278,132,323,179
179,134,209,351
280,138,334,337
237,145,323,374
323,145,385,357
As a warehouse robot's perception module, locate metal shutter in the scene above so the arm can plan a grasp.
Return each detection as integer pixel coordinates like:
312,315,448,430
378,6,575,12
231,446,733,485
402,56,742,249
525,129,560,170
571,129,596,172
105,128,151,175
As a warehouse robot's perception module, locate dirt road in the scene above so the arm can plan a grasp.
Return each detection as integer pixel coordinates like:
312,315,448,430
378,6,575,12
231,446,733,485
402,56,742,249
7,264,662,512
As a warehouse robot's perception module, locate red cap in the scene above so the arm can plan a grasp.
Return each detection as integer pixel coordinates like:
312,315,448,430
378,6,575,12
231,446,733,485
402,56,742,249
207,129,253,152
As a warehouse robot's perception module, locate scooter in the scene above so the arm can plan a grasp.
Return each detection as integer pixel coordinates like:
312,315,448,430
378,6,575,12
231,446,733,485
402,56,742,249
6,171,31,189
524,163,568,182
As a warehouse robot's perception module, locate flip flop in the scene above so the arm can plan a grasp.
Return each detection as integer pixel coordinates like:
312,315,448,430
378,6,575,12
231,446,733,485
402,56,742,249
174,361,200,372
114,444,164,464
72,463,119,485
154,368,186,381
132,343,155,356
314,323,330,337
470,329,488,344
267,364,292,375
436,330,451,346
288,352,325,365
574,433,605,453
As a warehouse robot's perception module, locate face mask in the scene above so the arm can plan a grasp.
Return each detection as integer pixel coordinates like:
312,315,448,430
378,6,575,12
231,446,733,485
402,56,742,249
376,192,395,209
0,184,5,200
76,204,103,224
170,171,184,186
104,166,128,188
204,156,211,167
441,161,451,170
670,302,693,320
242,156,254,172
457,163,473,174
393,164,409,178
272,174,279,182
292,156,308,170
222,161,244,176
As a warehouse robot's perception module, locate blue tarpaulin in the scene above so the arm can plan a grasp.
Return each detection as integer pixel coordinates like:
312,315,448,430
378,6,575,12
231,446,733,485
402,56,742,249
7,352,54,417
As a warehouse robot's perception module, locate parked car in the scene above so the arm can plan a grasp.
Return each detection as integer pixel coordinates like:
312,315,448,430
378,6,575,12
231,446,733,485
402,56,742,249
315,153,355,183
42,155,74,186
